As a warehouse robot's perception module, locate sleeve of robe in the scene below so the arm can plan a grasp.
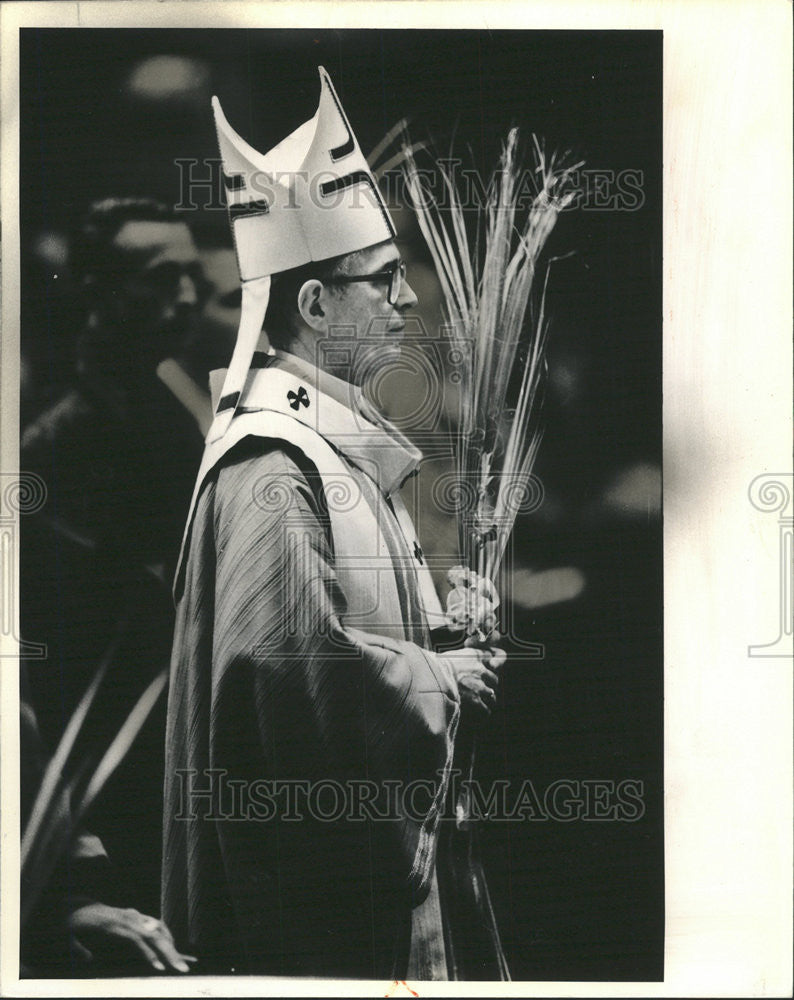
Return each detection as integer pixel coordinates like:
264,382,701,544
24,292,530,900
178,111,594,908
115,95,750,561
174,438,460,968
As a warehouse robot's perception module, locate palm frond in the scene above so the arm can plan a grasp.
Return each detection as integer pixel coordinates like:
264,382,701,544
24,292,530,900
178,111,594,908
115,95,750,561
20,613,167,927
20,624,123,866
403,129,581,578
76,668,168,819
21,766,88,927
367,117,410,170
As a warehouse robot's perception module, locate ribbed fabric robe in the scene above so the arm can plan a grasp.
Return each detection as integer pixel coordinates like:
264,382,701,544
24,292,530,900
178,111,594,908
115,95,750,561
162,352,460,978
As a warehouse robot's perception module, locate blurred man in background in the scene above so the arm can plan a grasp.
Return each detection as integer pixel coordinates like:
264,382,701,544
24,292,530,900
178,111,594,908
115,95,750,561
21,197,210,929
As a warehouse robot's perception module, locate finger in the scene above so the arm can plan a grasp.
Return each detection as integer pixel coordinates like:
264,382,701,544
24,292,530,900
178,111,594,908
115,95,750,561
123,931,167,972
141,926,183,965
482,683,497,704
153,919,176,944
487,647,507,670
136,917,191,973
461,685,490,712
146,932,191,973
132,916,174,941
69,937,93,964
472,678,496,703
476,695,494,715
463,691,491,716
480,668,500,689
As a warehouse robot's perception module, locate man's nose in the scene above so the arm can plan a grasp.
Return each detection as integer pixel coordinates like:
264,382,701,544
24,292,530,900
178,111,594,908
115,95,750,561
176,271,198,307
397,276,418,310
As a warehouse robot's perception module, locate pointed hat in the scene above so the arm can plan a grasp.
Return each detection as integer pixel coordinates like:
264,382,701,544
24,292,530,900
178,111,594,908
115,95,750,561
207,66,396,442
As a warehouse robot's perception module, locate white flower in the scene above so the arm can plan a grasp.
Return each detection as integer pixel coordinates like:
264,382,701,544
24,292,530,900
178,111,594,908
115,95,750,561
445,565,500,637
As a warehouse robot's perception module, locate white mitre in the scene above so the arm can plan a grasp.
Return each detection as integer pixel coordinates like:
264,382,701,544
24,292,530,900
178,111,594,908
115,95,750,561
207,66,396,442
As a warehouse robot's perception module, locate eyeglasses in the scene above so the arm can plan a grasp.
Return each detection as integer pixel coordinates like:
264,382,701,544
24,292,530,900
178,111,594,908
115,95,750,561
326,258,407,305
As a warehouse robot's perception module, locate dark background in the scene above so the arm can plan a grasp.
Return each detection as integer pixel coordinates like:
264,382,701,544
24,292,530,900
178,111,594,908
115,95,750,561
20,28,663,981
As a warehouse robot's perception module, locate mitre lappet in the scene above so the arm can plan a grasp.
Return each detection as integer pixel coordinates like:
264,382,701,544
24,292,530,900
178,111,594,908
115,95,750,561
207,65,396,443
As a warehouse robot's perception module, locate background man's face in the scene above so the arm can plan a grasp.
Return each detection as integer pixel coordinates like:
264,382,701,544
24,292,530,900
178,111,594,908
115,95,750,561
320,240,417,384
105,220,203,367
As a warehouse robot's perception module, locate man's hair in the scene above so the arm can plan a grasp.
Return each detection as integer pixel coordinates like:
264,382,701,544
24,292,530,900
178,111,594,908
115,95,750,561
264,250,363,350
72,197,182,284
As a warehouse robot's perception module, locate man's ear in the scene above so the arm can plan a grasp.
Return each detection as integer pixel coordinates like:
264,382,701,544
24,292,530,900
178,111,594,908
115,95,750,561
296,279,327,332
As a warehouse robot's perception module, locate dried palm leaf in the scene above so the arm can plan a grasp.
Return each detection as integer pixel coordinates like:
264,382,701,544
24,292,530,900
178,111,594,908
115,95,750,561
21,612,167,927
404,130,582,583
76,669,167,817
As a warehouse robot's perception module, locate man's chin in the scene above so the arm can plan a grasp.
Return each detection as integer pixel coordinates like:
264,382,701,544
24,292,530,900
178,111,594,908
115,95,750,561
361,339,403,362
382,341,403,357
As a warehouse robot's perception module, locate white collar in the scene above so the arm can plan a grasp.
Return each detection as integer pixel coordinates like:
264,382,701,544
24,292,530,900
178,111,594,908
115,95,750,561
209,352,422,496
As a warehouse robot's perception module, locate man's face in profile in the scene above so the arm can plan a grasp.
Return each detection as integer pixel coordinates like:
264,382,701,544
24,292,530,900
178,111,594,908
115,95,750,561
318,240,418,386
106,220,204,366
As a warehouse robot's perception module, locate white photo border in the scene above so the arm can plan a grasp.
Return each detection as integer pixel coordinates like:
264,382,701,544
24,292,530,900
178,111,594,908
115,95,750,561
1,2,791,997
